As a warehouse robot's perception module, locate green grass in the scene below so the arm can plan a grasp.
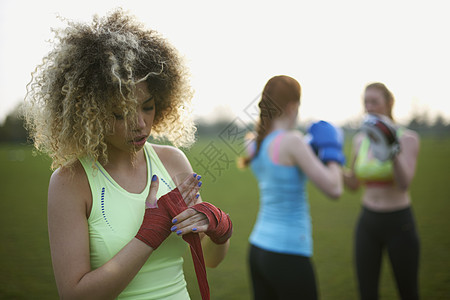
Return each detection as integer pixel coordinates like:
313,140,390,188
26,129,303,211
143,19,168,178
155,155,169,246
0,145,55,299
1,137,449,299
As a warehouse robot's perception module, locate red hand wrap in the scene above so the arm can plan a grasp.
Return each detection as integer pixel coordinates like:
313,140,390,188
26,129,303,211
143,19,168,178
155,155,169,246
135,192,173,250
192,202,233,244
136,188,210,300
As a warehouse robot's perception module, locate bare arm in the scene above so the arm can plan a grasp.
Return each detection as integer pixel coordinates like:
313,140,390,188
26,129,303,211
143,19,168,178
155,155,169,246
154,145,230,268
48,162,155,300
201,235,230,268
392,130,420,191
343,133,363,191
283,132,343,199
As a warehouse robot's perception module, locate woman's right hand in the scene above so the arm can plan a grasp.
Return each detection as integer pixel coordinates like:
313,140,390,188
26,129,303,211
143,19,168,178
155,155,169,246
146,173,202,208
171,173,202,207
137,173,202,250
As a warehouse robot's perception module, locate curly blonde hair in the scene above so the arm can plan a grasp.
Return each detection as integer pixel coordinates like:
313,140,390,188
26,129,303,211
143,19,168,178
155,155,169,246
23,8,195,169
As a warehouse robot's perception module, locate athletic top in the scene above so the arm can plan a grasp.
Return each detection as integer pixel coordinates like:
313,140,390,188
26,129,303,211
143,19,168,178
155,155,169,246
79,142,190,300
354,128,404,183
249,130,312,257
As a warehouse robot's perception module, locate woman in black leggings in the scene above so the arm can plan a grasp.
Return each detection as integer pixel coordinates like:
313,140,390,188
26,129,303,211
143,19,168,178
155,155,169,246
355,207,420,299
249,245,318,299
344,82,420,299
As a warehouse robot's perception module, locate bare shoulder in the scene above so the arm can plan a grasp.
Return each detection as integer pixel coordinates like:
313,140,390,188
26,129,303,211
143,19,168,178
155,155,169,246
244,131,256,142
399,128,420,149
152,144,187,162
401,128,420,141
151,144,193,185
49,161,88,193
48,160,90,215
280,130,309,161
283,130,305,145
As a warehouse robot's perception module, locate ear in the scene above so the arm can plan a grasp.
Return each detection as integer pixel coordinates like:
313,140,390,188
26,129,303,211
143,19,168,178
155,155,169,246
286,101,293,110
287,101,299,116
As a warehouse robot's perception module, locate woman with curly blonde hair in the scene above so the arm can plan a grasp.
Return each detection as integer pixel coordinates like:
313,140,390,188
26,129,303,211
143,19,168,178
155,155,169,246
23,9,232,299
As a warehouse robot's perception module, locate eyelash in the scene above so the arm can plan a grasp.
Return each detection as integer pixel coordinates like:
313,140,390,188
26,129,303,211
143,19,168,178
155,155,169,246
114,113,124,120
113,105,153,119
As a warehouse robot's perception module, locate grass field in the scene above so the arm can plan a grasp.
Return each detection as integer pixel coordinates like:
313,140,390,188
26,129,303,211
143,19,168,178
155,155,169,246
0,136,449,299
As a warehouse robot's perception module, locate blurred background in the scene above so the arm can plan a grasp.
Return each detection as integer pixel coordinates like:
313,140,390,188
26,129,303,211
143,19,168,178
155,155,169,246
1,0,450,126
1,0,449,299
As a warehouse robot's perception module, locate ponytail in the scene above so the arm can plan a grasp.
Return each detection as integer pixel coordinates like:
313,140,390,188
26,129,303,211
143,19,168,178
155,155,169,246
238,75,301,168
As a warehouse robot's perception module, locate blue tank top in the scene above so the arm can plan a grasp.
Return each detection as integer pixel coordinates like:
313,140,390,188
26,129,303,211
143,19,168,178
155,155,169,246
249,130,312,256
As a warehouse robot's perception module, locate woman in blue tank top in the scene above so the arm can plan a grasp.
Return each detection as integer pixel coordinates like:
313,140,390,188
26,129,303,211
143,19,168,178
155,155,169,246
240,75,345,299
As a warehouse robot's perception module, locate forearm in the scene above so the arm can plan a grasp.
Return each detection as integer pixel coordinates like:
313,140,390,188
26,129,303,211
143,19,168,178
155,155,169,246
310,162,342,199
181,201,232,268
322,162,343,199
392,154,414,190
343,167,360,191
201,235,230,268
307,160,343,199
58,239,153,300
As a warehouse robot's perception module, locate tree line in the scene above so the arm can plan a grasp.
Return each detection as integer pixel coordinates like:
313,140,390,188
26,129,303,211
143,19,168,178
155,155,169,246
1,104,449,144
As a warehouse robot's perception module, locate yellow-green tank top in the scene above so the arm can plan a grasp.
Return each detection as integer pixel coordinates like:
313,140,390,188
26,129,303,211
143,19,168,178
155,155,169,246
354,128,404,182
79,142,190,299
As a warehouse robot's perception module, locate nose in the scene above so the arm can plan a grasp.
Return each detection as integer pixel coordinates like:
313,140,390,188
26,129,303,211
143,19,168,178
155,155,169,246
135,111,146,131
364,101,374,113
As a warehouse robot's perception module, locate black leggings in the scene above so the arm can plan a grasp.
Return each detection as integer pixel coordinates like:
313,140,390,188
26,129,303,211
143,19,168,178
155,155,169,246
248,244,318,300
355,206,420,300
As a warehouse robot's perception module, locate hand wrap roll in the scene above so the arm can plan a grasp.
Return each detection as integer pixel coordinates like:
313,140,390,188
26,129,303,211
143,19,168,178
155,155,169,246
135,188,211,300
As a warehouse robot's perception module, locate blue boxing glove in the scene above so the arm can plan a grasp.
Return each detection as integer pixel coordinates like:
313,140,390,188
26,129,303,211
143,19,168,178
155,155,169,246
307,120,346,165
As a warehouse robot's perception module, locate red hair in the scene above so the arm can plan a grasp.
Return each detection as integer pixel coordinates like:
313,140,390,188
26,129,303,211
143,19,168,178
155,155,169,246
365,82,395,120
239,75,301,168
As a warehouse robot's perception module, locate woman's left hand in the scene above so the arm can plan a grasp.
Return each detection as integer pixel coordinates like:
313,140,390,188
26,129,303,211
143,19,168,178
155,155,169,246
171,208,209,236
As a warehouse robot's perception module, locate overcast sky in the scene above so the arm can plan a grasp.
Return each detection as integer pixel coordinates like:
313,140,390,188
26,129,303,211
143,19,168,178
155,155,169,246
1,0,449,126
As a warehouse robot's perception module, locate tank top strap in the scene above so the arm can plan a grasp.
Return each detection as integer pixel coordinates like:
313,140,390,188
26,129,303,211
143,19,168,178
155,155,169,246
258,129,286,164
356,136,370,165
397,126,405,137
144,143,176,196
